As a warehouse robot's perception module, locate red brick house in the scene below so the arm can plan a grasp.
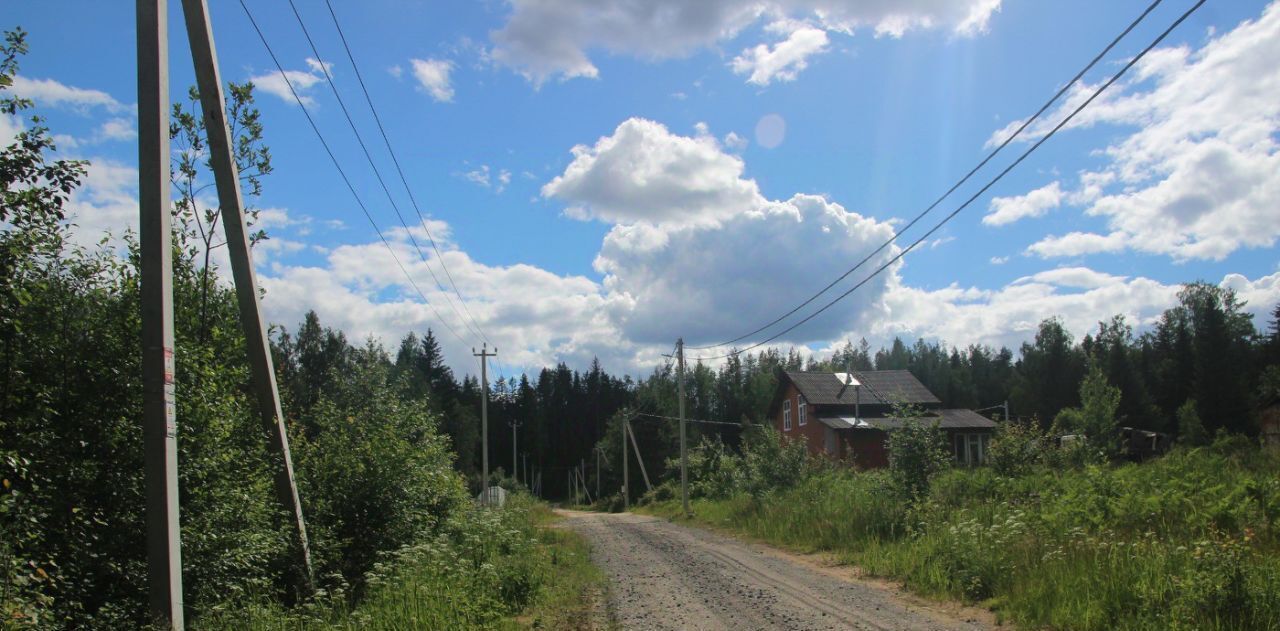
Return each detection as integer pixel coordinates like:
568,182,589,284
769,370,996,468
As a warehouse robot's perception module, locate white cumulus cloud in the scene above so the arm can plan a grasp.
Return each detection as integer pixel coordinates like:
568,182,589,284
542,118,764,227
996,4,1280,261
983,180,1062,226
11,75,131,114
488,0,1002,85
248,58,330,106
409,58,455,102
731,22,829,86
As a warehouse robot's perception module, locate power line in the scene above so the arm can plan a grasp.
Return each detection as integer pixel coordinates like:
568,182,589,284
236,0,469,345
320,0,494,348
687,0,1167,351
634,412,761,428
696,0,1207,362
284,0,488,346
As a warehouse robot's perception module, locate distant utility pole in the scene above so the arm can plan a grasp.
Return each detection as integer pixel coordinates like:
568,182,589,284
622,414,629,510
138,0,182,626
510,418,522,485
181,0,313,589
473,343,496,504
677,338,689,516
595,447,601,498
522,453,528,491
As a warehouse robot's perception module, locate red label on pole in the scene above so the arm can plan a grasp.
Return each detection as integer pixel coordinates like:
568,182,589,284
163,347,175,385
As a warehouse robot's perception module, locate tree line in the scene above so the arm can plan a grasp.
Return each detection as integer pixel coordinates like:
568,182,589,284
301,280,1277,501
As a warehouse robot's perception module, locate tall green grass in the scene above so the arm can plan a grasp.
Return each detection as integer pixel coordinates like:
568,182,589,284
194,494,604,630
644,440,1280,630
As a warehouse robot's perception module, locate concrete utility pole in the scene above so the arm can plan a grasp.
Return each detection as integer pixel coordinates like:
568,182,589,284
622,414,629,510
626,420,653,493
677,338,689,515
510,418,522,485
595,447,601,498
1004,400,1010,423
522,453,528,490
138,0,182,625
473,343,496,504
179,0,313,589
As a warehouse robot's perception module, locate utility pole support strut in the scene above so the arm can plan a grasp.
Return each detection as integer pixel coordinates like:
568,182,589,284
179,0,313,589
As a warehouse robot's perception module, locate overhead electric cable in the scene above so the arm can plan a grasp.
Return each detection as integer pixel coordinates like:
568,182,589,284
687,0,1167,351
284,0,488,346
237,0,469,345
320,0,495,347
634,412,760,428
696,0,1207,362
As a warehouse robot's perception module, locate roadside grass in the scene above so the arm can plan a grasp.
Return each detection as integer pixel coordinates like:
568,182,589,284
640,440,1280,630
194,495,606,630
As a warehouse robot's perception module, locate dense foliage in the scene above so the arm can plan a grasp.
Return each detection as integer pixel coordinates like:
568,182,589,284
0,32,481,627
197,495,601,631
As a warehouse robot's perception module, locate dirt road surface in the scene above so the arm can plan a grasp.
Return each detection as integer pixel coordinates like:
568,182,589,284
560,510,992,631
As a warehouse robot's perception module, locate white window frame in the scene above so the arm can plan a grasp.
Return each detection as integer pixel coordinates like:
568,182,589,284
798,397,807,426
783,399,792,431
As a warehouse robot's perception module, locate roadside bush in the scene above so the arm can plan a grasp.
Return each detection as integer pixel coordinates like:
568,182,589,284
739,426,810,499
292,348,467,587
196,494,556,630
684,436,743,500
987,418,1053,477
1053,366,1122,463
887,405,951,500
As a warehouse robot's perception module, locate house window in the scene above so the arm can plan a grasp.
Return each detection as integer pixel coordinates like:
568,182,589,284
798,397,807,426
783,400,792,431
953,433,989,466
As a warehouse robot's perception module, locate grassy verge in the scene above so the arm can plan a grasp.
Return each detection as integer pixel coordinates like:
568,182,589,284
194,494,606,630
639,442,1280,630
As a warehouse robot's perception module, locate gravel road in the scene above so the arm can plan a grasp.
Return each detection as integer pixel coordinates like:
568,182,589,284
561,510,991,631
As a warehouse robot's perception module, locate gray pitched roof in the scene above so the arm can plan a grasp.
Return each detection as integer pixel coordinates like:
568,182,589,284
818,409,996,431
785,370,940,406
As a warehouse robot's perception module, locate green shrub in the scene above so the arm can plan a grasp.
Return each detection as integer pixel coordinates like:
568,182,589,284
887,406,951,500
1177,399,1209,446
739,426,810,499
987,418,1053,477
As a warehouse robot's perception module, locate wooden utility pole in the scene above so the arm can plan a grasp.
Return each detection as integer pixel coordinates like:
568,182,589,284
473,344,496,504
138,0,182,626
179,0,312,588
677,338,689,515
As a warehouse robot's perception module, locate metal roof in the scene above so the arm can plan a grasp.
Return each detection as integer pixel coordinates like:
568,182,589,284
785,370,940,406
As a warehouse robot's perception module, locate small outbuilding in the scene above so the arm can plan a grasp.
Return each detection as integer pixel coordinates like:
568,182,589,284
769,370,996,468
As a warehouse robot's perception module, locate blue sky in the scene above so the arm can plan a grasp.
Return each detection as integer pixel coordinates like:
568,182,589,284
6,0,1280,377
